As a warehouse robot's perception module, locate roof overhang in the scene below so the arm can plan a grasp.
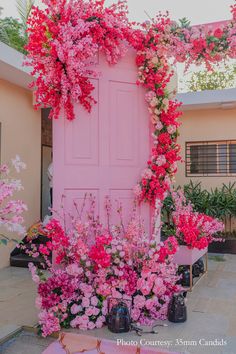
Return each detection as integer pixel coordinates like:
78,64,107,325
177,88,236,111
0,42,32,90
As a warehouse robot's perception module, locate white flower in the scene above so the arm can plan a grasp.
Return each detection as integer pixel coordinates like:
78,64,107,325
150,97,158,107
11,155,26,173
162,98,169,106
154,108,161,115
156,155,166,166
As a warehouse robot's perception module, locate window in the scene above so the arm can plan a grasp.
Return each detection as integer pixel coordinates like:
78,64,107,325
186,140,236,176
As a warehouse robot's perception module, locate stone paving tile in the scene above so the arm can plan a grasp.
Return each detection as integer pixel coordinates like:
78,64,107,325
207,298,236,317
0,325,21,344
189,297,211,313
227,316,236,337
0,267,38,328
0,332,54,354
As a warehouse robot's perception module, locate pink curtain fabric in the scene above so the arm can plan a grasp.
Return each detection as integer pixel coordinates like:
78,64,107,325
42,332,183,354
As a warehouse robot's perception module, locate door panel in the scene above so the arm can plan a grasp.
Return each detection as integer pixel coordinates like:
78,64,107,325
65,79,99,166
109,81,139,166
53,49,151,234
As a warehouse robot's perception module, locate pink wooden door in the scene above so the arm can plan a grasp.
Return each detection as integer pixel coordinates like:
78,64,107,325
53,49,151,233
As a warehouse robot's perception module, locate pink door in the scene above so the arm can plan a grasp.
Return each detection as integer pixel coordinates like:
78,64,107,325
53,49,151,233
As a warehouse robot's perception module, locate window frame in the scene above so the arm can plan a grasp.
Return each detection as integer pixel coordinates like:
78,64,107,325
185,140,236,177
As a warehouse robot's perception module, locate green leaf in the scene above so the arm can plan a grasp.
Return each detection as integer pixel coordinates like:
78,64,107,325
16,0,34,29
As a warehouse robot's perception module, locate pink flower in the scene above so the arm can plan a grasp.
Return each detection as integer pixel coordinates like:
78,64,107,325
85,307,94,317
167,125,177,134
82,297,90,308
35,296,42,309
91,296,98,306
214,28,223,39
133,295,146,309
141,168,153,179
38,310,60,337
88,321,96,330
95,320,104,329
155,121,163,130
93,307,100,316
66,264,83,276
145,298,155,310
71,304,81,315
131,308,141,321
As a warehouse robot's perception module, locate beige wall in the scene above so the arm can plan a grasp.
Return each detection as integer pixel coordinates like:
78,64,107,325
0,79,41,268
176,107,236,190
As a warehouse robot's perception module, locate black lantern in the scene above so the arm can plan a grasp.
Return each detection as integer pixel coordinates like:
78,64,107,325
192,258,204,278
197,258,204,273
168,293,187,323
177,266,190,287
107,298,131,333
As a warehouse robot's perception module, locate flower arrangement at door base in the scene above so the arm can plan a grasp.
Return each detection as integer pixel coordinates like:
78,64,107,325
27,197,181,337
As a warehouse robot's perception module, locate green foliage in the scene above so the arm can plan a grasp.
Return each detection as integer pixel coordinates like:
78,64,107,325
0,1,34,54
187,65,236,92
178,17,191,29
0,17,27,53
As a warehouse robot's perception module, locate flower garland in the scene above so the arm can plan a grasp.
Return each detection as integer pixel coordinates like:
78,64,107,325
26,0,236,207
26,0,133,120
133,6,236,205
133,50,182,206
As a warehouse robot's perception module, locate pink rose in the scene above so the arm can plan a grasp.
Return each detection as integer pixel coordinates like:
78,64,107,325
93,307,100,316
85,307,94,317
96,320,103,328
88,321,96,330
82,297,90,308
133,295,146,308
95,316,105,329
131,308,141,321
91,296,98,306
140,283,151,296
71,304,81,315
145,298,155,310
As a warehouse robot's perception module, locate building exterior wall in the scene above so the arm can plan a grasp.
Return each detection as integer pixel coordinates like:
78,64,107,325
0,79,41,268
176,107,236,190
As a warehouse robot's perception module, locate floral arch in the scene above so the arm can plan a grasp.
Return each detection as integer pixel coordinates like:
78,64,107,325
24,0,236,336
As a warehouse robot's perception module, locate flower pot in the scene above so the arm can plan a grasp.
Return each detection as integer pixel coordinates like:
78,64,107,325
173,245,208,266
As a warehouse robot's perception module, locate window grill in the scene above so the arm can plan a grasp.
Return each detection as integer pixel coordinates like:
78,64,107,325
185,140,236,177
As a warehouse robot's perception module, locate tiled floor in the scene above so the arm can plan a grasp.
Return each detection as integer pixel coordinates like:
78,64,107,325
0,254,236,354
